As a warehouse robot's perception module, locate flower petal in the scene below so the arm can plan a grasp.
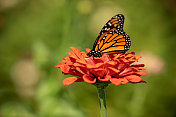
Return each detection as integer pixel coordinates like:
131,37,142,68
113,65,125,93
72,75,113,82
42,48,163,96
62,77,79,85
125,75,142,82
55,64,61,67
101,54,110,62
87,63,104,69
76,67,87,75
62,57,74,65
76,59,87,64
60,65,70,73
69,69,83,77
128,52,135,55
85,48,91,53
106,61,117,66
81,51,88,58
75,78,84,82
114,54,121,59
119,68,135,76
135,55,141,60
110,78,121,86
118,63,127,70
98,75,111,81
93,69,106,77
110,78,129,85
121,58,129,63
68,51,78,59
70,47,82,59
83,74,96,83
85,57,95,65
95,63,104,68
125,53,134,58
73,63,82,67
108,67,120,75
131,64,145,67
120,78,129,84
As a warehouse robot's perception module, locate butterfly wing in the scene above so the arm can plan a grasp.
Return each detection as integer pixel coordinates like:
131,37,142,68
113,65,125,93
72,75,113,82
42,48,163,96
93,14,125,50
98,31,131,54
87,14,131,57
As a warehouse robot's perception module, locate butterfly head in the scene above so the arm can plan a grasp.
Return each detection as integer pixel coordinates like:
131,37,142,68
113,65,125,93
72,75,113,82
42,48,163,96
87,50,103,57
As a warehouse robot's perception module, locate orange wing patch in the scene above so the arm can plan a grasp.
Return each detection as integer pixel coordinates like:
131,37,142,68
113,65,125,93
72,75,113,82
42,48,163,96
99,40,104,49
117,38,125,42
107,33,118,42
97,32,108,44
108,34,123,42
112,21,119,25
104,50,124,54
115,35,123,40
99,33,127,52
97,28,116,43
100,41,115,51
113,42,126,46
95,28,117,51
95,43,99,51
110,18,118,22
102,46,124,53
104,34,112,42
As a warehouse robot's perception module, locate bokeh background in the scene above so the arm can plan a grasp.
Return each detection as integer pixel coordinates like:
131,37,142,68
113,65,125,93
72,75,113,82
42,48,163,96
0,0,176,117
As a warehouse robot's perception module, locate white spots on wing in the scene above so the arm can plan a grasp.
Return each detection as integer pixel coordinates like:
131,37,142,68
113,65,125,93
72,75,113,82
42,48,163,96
114,15,118,18
108,22,112,26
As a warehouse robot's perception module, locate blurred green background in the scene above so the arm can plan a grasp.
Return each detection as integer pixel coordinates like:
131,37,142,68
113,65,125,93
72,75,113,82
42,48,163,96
0,0,176,117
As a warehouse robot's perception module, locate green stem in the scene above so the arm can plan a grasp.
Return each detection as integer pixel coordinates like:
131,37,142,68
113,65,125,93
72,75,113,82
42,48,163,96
95,83,108,117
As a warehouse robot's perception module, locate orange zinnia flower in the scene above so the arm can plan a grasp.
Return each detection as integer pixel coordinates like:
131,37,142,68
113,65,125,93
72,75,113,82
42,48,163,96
55,47,146,86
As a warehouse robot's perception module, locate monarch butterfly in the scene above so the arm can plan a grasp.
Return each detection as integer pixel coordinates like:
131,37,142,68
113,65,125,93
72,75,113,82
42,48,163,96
87,14,131,57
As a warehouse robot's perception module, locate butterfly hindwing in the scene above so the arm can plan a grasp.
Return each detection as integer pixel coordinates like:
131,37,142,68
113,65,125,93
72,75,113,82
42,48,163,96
98,31,131,53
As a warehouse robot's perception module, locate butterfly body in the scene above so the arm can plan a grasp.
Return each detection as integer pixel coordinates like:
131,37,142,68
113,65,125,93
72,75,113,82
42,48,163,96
87,14,131,57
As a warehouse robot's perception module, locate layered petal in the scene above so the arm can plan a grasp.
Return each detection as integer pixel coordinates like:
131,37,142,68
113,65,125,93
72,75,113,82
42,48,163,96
98,75,111,81
125,75,142,82
110,78,121,86
63,77,79,85
83,74,96,83
55,47,147,86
